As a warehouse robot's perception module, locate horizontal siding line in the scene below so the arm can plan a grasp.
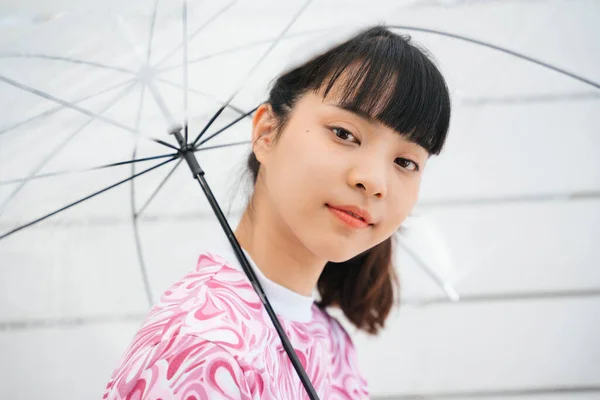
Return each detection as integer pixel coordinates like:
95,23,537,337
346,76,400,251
417,190,600,208
373,384,600,399
459,91,600,106
3,288,600,331
0,312,146,332
402,288,600,307
1,191,600,229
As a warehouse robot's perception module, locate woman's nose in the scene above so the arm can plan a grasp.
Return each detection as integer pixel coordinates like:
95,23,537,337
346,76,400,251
347,157,388,199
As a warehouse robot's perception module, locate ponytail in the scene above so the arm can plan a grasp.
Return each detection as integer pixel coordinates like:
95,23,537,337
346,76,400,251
316,237,398,335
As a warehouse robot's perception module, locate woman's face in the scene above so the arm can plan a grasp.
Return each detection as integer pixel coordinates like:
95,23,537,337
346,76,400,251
252,90,429,263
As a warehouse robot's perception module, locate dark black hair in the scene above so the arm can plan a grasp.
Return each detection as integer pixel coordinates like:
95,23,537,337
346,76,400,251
246,25,451,334
267,25,450,155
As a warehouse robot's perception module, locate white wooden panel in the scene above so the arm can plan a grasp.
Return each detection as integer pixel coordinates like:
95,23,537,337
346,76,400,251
0,321,141,399
0,224,148,321
349,297,600,397
420,99,600,200
388,199,600,302
1,299,598,399
373,394,600,400
421,200,599,296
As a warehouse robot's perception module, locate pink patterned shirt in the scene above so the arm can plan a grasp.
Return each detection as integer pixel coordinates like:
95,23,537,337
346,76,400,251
103,245,369,399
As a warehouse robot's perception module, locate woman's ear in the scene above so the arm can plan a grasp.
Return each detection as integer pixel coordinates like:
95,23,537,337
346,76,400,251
251,103,277,164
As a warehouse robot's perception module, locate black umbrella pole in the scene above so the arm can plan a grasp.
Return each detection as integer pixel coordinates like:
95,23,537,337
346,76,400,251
171,128,320,400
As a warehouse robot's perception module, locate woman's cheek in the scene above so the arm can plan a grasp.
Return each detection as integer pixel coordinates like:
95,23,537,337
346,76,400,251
387,194,412,230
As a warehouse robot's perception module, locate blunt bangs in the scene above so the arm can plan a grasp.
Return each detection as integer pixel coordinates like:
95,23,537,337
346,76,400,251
300,26,451,155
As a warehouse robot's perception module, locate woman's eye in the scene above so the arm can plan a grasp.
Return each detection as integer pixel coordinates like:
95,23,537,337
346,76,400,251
331,127,358,143
395,158,419,172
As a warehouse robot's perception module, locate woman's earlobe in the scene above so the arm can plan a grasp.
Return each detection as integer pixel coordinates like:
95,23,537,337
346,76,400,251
253,131,273,164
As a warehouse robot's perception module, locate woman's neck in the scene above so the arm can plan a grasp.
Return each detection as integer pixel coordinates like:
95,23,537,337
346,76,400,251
234,202,326,297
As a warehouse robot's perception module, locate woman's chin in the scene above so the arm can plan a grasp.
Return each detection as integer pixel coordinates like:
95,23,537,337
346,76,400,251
314,244,367,264
300,226,372,263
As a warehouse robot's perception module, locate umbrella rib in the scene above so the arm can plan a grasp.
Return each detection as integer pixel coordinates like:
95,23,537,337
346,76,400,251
113,11,178,130
191,0,314,148
156,28,329,72
135,84,147,137
130,82,154,307
183,0,189,143
0,153,178,186
146,78,178,127
0,156,178,241
132,209,154,307
194,106,257,150
397,239,460,302
390,25,600,90
0,53,137,75
195,140,250,152
159,38,275,72
0,73,178,151
0,79,135,137
153,138,180,151
136,159,184,217
154,0,238,68
116,16,147,62
0,74,137,134
153,76,248,116
0,82,140,216
146,0,161,64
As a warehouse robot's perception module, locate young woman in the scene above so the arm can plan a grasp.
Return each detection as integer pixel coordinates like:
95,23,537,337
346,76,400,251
104,25,450,399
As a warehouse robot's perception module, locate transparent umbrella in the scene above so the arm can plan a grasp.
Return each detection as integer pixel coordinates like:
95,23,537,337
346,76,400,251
0,0,335,397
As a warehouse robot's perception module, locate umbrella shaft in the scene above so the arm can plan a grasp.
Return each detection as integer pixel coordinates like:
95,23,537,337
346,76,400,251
182,149,204,176
168,124,318,398
170,128,205,176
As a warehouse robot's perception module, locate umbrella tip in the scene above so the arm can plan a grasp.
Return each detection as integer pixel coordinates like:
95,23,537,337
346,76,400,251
168,124,186,149
168,124,183,136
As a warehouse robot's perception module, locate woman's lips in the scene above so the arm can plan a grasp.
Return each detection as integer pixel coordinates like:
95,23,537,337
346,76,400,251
326,204,371,229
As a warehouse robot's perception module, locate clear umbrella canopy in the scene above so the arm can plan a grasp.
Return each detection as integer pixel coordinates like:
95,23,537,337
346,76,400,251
0,0,599,398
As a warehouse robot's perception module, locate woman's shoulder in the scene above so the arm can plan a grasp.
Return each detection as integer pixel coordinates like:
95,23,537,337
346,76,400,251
155,251,251,308
311,304,360,352
132,251,262,351
309,305,369,392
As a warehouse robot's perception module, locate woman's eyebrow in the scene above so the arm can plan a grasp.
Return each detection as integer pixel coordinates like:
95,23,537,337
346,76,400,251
325,101,428,156
326,102,375,124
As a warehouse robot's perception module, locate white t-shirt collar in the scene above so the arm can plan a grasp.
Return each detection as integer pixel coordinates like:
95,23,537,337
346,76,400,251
203,241,315,323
